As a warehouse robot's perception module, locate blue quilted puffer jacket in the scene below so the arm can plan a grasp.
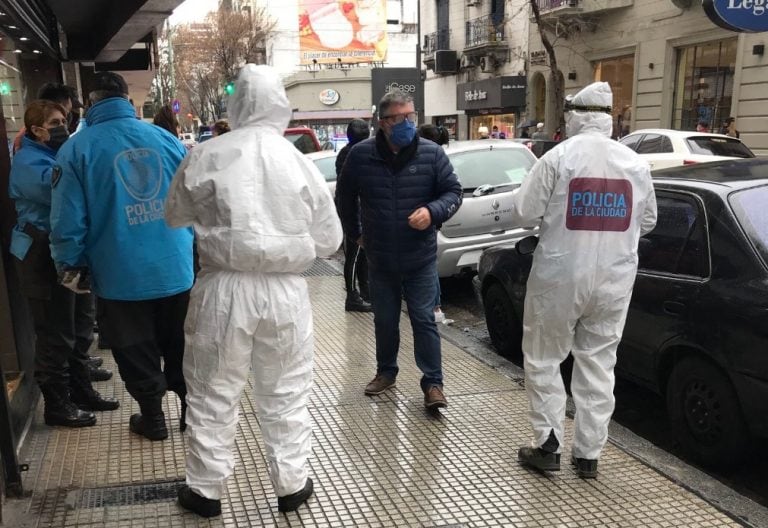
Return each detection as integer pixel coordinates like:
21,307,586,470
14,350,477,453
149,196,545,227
338,131,462,273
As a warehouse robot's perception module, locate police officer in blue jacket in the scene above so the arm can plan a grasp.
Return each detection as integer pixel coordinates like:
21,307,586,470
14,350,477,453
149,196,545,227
50,72,194,441
9,100,120,428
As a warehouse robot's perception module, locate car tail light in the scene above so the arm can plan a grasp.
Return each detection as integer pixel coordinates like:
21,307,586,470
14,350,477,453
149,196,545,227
683,159,698,165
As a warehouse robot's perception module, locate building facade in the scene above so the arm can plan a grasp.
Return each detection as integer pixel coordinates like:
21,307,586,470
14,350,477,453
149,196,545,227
419,0,768,153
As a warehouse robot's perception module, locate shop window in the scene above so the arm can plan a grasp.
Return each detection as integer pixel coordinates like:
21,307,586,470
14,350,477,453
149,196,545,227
672,38,737,132
469,113,515,140
594,55,634,139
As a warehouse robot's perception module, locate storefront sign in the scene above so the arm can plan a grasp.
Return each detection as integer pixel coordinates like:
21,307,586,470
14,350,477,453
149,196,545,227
703,0,768,32
464,90,488,102
457,76,526,111
371,68,424,119
529,50,548,65
319,88,340,105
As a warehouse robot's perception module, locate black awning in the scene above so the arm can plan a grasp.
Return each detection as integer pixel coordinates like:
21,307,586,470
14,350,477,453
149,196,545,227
0,0,59,57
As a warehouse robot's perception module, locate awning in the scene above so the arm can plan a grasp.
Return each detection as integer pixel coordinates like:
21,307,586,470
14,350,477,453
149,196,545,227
292,110,373,121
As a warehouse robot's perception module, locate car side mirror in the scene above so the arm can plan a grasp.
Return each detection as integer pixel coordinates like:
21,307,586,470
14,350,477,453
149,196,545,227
516,235,539,255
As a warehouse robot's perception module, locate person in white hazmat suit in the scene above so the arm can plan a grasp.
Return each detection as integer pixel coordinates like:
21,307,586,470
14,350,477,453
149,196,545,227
511,82,657,479
164,65,343,518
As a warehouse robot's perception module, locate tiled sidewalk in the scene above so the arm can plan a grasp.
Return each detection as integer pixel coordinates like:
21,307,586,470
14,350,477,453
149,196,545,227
6,261,746,527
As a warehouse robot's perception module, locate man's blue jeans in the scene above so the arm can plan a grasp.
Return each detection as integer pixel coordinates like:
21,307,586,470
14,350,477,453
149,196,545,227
368,264,443,391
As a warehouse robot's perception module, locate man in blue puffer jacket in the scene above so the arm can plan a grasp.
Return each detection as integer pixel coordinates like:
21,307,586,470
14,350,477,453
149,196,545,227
50,72,193,441
338,89,462,410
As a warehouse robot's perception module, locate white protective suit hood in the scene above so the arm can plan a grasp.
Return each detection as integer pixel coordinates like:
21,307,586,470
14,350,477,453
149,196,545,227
228,64,292,133
165,64,343,274
564,81,613,138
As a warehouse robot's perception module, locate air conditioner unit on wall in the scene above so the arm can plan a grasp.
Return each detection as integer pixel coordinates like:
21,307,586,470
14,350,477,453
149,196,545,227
480,55,496,73
435,50,458,74
567,0,578,6
467,0,481,6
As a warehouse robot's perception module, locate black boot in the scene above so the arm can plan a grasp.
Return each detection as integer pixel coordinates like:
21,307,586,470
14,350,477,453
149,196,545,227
70,382,120,412
89,366,113,382
345,291,373,312
571,456,598,479
41,385,97,428
130,412,168,441
87,355,104,368
277,478,314,512
177,485,221,517
517,429,561,472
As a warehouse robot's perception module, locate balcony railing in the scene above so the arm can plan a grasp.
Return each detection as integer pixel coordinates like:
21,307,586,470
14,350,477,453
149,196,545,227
424,29,451,56
537,0,571,9
464,14,505,49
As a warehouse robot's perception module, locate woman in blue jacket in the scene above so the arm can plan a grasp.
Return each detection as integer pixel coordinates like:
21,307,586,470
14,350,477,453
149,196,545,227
8,100,119,428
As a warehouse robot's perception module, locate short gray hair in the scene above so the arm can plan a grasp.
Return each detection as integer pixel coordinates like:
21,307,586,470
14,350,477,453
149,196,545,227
378,89,413,119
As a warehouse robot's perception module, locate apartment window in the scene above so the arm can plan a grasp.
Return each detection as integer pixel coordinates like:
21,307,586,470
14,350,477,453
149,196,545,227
594,55,635,139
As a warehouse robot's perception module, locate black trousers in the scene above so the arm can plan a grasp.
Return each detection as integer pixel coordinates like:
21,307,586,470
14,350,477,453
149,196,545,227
343,236,368,298
27,287,95,389
97,290,189,416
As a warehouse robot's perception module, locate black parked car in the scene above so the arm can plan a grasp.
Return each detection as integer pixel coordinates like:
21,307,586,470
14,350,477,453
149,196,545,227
476,158,768,468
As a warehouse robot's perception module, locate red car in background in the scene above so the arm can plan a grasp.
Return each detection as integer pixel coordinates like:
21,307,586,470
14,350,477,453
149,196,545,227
284,127,322,154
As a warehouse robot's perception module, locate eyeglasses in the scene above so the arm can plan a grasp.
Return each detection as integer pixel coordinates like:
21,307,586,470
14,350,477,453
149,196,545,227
381,111,418,124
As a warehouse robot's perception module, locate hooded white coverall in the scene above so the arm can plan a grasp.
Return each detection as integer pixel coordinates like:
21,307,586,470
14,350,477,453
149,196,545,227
165,65,343,500
510,82,657,460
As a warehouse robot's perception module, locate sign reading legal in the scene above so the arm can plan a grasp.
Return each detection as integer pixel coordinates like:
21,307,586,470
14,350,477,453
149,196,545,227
703,0,768,32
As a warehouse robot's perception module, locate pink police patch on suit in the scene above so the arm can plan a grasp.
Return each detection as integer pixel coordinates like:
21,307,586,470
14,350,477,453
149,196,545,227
566,177,633,232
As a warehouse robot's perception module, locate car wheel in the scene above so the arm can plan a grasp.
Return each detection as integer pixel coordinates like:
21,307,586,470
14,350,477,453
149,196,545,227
666,357,750,469
483,282,522,362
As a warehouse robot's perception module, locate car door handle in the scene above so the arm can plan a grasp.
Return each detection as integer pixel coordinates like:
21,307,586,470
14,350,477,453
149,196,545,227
663,301,686,316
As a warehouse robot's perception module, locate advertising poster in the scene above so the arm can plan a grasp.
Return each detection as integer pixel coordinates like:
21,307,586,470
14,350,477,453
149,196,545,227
298,0,388,65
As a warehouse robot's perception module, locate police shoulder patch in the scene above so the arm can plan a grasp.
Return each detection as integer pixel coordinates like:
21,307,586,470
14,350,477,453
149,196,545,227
51,166,62,188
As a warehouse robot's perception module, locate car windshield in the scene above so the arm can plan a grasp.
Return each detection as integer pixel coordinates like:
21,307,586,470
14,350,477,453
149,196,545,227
449,148,534,191
686,136,754,158
729,184,768,267
312,156,337,182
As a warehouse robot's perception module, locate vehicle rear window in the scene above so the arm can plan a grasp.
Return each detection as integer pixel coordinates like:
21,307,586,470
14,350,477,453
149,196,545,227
729,185,768,267
449,148,534,190
286,133,319,154
312,156,337,182
685,136,755,158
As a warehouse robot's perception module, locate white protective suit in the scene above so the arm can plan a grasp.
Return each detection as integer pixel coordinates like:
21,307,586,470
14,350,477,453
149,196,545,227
165,64,343,500
510,82,657,460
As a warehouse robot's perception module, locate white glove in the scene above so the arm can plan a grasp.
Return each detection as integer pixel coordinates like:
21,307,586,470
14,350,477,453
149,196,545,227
59,270,91,294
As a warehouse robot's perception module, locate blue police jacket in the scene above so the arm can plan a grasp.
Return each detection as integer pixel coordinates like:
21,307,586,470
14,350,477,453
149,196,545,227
8,137,57,260
50,97,193,301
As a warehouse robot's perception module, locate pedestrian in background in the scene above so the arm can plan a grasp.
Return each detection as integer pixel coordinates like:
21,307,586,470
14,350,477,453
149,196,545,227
335,118,372,312
167,65,342,518
153,104,181,137
9,100,119,428
719,117,740,138
339,90,462,409
212,119,231,137
50,71,193,442
532,122,548,140
512,82,657,479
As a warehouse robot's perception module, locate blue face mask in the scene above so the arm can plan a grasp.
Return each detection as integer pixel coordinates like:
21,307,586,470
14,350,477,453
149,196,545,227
389,119,417,147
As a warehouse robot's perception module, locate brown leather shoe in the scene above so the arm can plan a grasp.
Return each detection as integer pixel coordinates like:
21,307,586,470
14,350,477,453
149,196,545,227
364,374,396,396
424,385,448,409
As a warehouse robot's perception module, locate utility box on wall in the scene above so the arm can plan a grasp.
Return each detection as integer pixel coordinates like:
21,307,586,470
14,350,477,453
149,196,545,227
434,50,458,74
